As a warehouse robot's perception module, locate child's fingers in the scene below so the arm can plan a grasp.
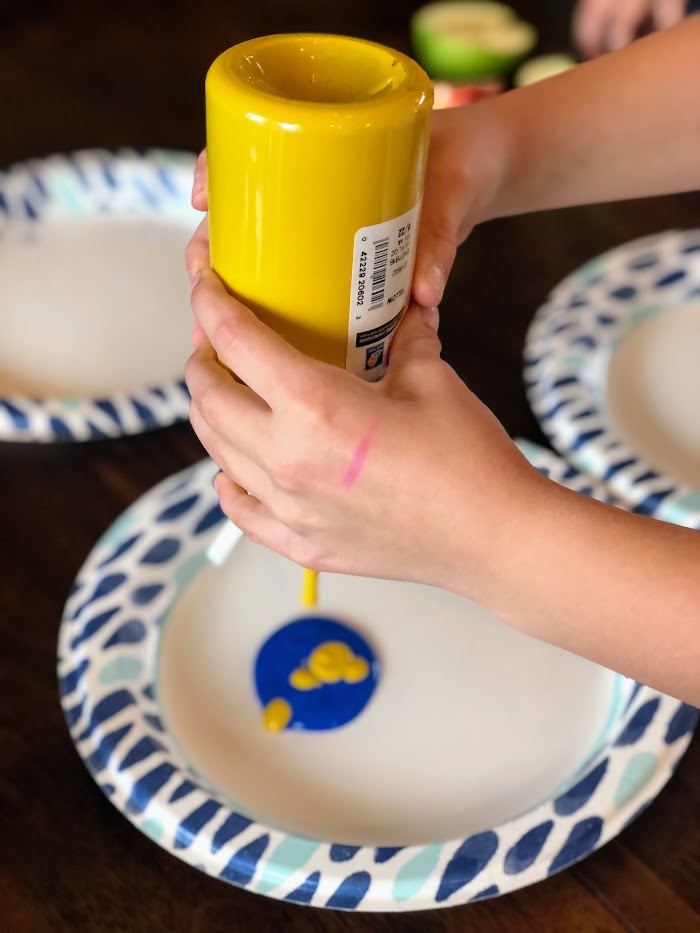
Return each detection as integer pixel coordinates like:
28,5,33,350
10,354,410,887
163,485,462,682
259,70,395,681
186,217,210,286
189,402,271,500
653,0,685,29
572,0,611,57
214,472,303,562
191,322,205,348
184,336,272,460
608,0,648,50
190,268,319,411
191,150,208,210
413,151,466,307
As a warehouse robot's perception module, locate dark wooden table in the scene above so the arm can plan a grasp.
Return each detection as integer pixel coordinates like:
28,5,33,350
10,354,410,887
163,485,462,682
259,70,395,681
1,2,698,930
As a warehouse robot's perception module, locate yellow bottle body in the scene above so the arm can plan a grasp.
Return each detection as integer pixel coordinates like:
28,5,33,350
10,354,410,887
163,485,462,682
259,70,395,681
205,33,432,379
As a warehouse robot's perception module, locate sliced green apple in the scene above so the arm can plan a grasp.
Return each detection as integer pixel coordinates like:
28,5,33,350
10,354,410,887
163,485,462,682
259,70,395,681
411,1,537,82
514,53,577,87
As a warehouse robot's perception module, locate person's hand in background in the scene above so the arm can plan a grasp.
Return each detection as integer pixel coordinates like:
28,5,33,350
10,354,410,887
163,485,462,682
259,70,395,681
572,0,686,57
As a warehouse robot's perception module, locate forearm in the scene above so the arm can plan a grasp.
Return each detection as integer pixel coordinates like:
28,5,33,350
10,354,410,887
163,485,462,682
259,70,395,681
477,16,700,222
471,478,700,704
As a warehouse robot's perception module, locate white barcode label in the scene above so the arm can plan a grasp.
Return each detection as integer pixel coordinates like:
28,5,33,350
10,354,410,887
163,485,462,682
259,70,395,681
346,202,420,381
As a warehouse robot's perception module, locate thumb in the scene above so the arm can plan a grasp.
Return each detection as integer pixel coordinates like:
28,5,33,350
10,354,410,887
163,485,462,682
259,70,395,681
413,193,462,308
388,303,441,372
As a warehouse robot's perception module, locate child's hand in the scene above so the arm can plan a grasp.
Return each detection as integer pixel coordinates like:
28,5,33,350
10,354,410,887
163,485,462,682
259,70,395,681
187,106,504,315
185,267,540,600
412,105,505,308
572,0,685,58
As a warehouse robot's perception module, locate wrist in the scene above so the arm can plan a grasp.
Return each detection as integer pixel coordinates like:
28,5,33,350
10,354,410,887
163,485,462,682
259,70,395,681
459,95,518,228
436,448,551,606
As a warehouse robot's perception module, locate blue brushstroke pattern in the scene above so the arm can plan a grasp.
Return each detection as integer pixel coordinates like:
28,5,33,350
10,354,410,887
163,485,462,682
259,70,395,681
325,871,372,910
615,698,660,746
435,831,499,902
285,871,320,905
174,800,222,850
504,821,554,874
664,703,698,744
211,813,253,854
548,817,603,874
219,834,270,887
554,759,608,816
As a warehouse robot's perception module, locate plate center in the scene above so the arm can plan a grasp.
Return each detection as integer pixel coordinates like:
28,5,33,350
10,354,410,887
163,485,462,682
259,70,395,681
606,301,700,489
0,215,193,396
158,539,621,846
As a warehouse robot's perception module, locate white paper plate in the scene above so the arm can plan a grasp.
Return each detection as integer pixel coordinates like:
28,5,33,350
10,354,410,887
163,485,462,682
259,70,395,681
524,229,700,528
0,149,199,442
57,442,696,911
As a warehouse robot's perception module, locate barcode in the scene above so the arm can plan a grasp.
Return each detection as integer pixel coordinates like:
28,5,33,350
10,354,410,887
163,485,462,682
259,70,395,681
368,237,389,310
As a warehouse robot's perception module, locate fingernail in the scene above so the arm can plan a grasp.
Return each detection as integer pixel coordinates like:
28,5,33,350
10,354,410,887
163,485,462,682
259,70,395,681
189,268,206,292
427,265,445,302
423,305,440,331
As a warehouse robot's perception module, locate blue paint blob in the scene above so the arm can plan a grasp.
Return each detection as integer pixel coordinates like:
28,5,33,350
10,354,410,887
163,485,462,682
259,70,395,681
553,759,609,816
615,698,660,746
504,821,554,874
102,618,147,648
119,735,166,771
156,494,200,522
140,537,180,564
548,817,603,874
59,658,90,697
664,703,698,744
211,813,253,854
85,724,133,775
655,269,686,287
435,831,499,902
471,884,499,901
174,800,222,850
325,871,372,909
219,834,270,887
375,846,404,863
285,871,321,905
132,583,164,605
330,844,361,862
609,285,637,300
254,616,379,732
194,503,226,534
125,762,177,815
169,780,196,804
97,534,142,568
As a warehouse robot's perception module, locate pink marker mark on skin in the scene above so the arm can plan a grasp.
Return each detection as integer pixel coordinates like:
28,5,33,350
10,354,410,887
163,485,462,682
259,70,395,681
343,420,379,489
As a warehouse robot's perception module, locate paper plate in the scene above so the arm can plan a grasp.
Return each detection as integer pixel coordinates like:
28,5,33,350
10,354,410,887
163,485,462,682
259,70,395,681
0,148,199,442
57,442,696,911
524,229,700,528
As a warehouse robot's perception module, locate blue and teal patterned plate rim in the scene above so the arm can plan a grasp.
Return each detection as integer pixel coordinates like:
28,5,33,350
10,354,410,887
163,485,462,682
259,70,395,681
524,229,700,529
0,149,196,443
57,443,697,912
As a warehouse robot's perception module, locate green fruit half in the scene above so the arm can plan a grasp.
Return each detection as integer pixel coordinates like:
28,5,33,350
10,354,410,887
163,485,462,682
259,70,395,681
411,1,537,82
514,53,577,87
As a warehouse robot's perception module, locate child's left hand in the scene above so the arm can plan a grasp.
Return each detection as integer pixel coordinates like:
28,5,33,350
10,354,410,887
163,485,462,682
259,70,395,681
184,264,540,600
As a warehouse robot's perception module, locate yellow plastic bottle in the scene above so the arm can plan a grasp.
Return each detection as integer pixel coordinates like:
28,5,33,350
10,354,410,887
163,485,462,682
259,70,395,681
205,32,433,381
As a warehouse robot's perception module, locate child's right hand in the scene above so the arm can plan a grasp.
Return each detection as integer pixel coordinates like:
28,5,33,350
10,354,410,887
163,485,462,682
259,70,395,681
189,106,507,314
410,105,506,309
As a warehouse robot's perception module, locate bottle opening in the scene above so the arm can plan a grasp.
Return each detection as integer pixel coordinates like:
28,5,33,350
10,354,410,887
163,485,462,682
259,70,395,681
236,34,408,104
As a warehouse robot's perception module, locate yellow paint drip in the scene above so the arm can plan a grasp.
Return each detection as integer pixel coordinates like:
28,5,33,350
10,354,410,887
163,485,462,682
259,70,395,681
308,641,353,684
343,656,370,684
289,667,320,691
263,697,292,732
301,568,318,609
